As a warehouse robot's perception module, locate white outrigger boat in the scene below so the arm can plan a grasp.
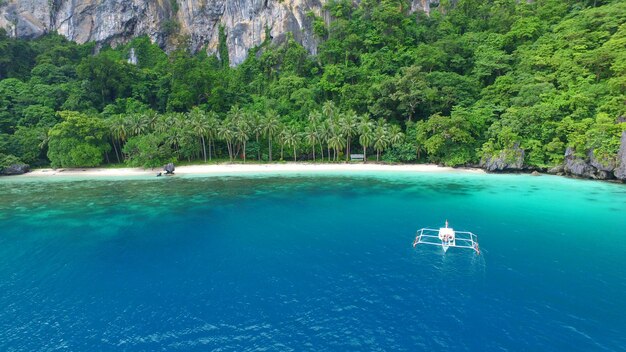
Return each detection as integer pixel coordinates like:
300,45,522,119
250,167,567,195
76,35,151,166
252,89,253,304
413,220,480,254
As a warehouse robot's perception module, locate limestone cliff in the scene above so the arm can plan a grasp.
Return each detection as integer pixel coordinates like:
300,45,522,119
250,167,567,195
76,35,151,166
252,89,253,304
479,144,525,172
0,0,439,65
614,131,626,181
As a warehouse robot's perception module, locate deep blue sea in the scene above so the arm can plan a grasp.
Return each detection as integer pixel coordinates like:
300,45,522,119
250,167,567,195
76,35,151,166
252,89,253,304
1,172,625,351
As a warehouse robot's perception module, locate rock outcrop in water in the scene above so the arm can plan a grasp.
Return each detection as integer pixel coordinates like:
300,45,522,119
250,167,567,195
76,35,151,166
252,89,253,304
561,145,626,181
479,144,525,172
0,0,440,65
563,147,599,179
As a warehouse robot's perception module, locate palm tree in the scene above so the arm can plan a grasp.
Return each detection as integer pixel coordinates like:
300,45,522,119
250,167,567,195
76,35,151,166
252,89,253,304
373,125,389,162
176,120,197,162
359,122,374,162
128,113,148,137
308,110,322,127
153,114,171,135
188,107,209,162
284,128,299,162
109,115,127,163
318,120,335,162
165,128,182,158
326,110,341,160
262,110,281,162
317,120,331,162
166,113,187,158
217,120,235,161
389,124,405,147
339,110,358,161
278,126,289,160
304,125,319,161
206,111,219,160
328,133,345,161
144,111,159,131
226,107,246,158
105,118,118,163
235,119,251,162
250,111,263,161
228,106,244,123
322,101,336,121
308,110,323,160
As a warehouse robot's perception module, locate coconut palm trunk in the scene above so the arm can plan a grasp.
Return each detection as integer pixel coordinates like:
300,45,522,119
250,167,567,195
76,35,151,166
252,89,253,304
256,133,260,161
208,138,213,161
111,137,121,163
118,140,125,160
201,136,207,162
234,143,241,159
268,136,273,162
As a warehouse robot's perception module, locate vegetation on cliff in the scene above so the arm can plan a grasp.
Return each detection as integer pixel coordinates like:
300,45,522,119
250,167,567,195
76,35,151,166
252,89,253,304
0,0,624,169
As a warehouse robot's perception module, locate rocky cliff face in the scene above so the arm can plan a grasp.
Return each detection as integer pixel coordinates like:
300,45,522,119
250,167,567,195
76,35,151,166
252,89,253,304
479,144,525,172
614,131,626,180
0,0,439,65
561,143,626,182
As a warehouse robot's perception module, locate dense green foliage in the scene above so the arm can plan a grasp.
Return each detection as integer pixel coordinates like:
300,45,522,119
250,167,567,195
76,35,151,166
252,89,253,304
0,0,624,169
47,111,110,167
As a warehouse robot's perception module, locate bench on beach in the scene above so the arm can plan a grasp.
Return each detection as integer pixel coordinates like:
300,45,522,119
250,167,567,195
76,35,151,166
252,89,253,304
350,154,364,161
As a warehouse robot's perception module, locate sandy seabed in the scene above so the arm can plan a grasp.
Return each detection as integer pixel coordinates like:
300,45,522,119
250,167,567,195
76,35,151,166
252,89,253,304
17,163,485,178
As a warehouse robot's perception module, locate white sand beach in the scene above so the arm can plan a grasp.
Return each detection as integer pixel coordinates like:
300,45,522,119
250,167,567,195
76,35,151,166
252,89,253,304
18,163,484,178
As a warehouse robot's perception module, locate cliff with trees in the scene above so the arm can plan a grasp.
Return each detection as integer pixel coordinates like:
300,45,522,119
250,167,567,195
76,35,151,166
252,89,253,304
0,0,625,179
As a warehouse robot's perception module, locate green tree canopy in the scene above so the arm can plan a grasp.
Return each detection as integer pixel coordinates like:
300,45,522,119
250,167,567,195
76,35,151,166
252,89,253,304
47,111,111,167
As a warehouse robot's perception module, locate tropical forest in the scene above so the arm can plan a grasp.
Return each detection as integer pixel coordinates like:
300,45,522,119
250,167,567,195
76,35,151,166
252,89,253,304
0,0,625,172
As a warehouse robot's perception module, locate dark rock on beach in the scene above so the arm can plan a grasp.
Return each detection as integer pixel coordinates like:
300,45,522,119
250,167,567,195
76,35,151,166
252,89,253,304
1,163,30,175
164,163,175,175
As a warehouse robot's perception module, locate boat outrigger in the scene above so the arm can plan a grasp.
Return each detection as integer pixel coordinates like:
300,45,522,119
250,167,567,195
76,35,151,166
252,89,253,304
413,220,480,254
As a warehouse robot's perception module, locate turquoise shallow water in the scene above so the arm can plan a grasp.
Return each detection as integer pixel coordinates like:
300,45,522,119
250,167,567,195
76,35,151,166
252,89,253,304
0,172,625,351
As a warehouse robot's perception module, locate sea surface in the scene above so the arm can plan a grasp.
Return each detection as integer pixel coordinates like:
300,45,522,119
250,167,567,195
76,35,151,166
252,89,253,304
0,172,625,351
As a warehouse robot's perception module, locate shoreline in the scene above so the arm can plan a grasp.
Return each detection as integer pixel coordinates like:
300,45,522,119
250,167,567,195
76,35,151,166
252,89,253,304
12,163,485,178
